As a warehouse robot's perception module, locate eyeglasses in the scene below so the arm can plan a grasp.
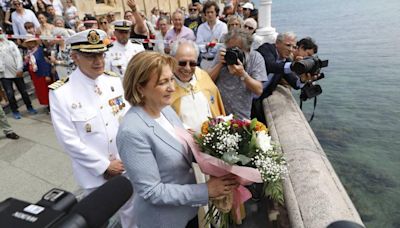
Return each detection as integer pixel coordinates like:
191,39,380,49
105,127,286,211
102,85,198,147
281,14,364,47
244,25,254,30
284,43,297,50
14,3,22,6
178,61,197,67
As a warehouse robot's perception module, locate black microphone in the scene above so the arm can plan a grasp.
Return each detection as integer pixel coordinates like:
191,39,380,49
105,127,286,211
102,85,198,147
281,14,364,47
53,176,133,228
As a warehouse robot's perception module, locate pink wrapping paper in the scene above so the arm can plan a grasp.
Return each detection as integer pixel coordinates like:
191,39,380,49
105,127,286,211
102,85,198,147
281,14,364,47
175,128,263,218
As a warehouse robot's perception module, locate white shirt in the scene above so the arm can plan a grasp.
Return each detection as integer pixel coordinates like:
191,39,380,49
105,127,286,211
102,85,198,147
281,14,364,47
154,112,177,139
153,30,166,54
11,9,40,35
65,5,77,21
174,75,212,133
105,41,145,78
49,68,130,189
195,19,228,44
0,39,23,78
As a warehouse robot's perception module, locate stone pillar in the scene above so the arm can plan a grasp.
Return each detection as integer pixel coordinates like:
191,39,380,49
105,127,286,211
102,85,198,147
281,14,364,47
254,0,278,46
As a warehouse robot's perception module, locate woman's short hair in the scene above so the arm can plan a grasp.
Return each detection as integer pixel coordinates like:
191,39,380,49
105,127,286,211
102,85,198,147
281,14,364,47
123,52,177,106
223,28,253,52
226,15,244,30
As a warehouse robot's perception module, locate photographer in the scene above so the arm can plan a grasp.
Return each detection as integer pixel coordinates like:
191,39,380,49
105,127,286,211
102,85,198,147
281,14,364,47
208,28,267,119
256,33,318,99
252,33,319,123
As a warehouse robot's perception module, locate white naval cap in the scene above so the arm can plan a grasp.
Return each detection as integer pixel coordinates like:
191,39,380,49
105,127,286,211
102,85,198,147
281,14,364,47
66,29,109,53
112,20,132,31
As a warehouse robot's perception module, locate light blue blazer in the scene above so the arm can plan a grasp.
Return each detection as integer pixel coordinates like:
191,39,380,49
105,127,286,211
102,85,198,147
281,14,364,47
117,105,209,228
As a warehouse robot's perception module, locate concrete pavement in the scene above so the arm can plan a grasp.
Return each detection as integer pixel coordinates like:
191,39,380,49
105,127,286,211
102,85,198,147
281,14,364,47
0,99,79,204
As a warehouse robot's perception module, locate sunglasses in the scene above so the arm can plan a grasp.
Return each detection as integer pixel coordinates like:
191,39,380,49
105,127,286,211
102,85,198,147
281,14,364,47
101,21,108,24
244,25,255,30
178,61,197,67
189,8,197,12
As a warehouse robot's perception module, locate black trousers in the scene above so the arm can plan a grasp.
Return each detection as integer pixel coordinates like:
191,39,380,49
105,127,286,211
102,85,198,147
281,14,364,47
186,216,198,228
1,78,32,113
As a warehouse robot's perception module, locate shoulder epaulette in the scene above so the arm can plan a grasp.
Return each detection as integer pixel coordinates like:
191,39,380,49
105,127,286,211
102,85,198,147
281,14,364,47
48,77,69,90
131,40,142,44
104,71,119,77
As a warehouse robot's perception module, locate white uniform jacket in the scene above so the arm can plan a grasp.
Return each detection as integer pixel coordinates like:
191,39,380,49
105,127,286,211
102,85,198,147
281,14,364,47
105,41,145,78
49,68,129,189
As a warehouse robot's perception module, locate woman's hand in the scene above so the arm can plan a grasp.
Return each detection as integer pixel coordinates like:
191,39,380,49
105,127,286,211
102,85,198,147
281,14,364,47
207,174,239,198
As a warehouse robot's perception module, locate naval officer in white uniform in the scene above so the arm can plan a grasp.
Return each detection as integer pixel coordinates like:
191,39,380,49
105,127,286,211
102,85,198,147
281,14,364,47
49,29,134,227
105,20,145,78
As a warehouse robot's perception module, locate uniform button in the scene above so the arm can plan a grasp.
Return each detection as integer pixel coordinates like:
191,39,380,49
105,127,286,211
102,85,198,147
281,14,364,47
100,106,103,109
109,139,113,143
189,168,193,173
106,123,108,126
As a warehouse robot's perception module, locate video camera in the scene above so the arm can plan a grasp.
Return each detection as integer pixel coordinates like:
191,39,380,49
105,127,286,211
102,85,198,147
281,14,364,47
291,56,329,101
224,47,245,65
0,176,132,228
291,56,328,75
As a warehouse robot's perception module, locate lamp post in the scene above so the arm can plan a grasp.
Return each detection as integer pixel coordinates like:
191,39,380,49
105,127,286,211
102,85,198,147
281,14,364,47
255,0,277,45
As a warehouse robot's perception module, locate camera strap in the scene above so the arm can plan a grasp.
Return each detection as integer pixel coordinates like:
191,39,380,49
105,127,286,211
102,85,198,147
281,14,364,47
300,96,317,123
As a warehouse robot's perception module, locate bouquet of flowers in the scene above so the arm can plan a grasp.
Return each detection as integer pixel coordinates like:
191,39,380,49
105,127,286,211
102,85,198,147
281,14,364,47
193,115,288,227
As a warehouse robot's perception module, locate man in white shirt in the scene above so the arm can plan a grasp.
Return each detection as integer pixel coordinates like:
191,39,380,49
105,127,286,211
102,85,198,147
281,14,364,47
11,0,40,35
0,27,37,119
49,29,134,227
196,1,227,70
42,0,63,16
105,20,145,78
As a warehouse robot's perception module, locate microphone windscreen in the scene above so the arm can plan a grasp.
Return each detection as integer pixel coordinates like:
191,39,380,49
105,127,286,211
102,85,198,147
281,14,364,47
71,176,133,228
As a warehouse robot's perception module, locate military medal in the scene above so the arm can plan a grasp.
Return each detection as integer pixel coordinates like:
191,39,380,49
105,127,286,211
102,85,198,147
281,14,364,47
108,96,125,115
71,103,77,109
85,123,92,133
111,86,114,92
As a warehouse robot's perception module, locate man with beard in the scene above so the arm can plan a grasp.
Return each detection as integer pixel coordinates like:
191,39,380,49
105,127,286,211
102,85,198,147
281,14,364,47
105,20,145,78
184,3,202,35
170,40,225,133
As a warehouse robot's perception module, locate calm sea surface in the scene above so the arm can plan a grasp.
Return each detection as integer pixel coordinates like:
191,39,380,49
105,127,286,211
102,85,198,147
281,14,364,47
264,0,400,227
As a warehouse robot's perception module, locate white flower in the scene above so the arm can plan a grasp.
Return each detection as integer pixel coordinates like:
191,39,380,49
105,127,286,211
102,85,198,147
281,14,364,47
256,131,272,152
217,114,233,122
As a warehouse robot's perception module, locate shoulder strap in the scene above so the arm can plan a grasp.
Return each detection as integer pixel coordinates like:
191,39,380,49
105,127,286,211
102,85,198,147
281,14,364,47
103,71,119,77
48,77,69,90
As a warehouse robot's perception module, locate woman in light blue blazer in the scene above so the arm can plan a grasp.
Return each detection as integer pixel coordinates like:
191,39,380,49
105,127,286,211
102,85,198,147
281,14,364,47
116,51,238,228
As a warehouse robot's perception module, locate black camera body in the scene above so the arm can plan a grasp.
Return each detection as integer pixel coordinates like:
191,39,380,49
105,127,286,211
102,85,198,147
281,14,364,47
291,56,328,75
224,47,245,65
0,189,77,228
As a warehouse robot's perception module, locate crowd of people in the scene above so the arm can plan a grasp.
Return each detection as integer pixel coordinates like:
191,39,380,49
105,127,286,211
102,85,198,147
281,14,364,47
0,0,320,227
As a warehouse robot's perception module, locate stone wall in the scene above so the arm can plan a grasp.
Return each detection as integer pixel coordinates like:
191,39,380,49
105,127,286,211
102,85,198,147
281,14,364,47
263,85,364,228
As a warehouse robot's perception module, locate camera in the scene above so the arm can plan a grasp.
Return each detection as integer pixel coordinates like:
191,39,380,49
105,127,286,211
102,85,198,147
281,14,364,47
291,56,328,75
0,189,77,227
224,47,245,65
0,176,132,228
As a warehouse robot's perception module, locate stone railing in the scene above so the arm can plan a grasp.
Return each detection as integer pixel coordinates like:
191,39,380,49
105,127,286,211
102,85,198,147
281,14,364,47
263,85,364,228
